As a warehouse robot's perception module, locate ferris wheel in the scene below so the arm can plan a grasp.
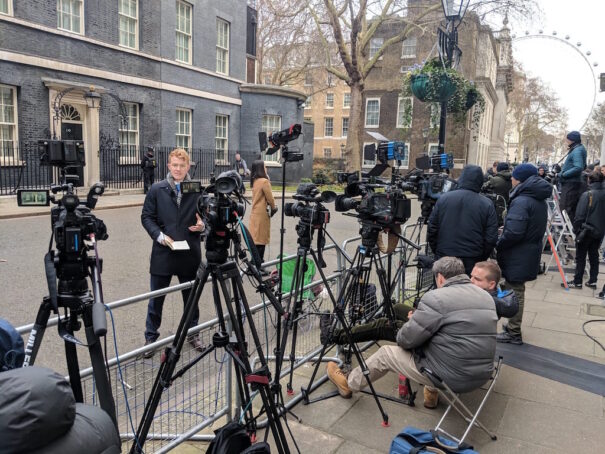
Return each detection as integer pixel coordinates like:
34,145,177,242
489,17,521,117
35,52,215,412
511,30,600,131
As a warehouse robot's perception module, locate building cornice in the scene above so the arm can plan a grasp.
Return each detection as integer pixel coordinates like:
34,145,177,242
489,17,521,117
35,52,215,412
475,76,498,103
240,84,307,102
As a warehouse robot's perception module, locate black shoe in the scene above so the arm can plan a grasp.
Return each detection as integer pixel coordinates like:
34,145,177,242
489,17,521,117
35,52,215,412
597,291,604,300
496,331,523,345
585,281,597,289
143,339,156,359
502,323,510,334
319,311,333,345
561,281,582,289
187,335,204,352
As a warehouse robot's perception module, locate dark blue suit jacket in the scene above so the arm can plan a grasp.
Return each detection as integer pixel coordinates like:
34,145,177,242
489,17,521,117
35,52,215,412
141,180,201,277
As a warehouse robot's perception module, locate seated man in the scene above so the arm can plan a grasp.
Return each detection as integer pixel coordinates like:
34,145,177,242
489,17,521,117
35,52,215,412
326,257,497,408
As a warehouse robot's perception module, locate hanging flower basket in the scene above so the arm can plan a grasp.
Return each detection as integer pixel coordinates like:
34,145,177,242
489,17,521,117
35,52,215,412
410,74,430,102
434,74,457,102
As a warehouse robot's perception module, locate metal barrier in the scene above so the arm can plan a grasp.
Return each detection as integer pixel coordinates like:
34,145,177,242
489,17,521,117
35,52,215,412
16,227,433,453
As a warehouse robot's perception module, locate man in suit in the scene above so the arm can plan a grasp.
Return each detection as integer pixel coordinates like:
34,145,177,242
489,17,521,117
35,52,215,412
141,149,205,356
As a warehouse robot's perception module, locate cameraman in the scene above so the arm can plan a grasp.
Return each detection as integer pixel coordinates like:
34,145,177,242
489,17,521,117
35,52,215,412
325,257,497,408
560,131,587,221
483,162,512,204
496,164,551,345
249,160,277,266
141,149,206,355
428,165,498,275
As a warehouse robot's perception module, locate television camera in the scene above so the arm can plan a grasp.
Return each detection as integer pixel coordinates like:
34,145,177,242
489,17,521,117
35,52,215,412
258,123,303,162
335,132,412,250
397,154,457,221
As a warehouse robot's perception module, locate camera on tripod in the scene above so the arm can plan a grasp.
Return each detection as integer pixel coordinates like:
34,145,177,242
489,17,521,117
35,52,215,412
284,183,335,225
258,124,303,162
197,170,245,264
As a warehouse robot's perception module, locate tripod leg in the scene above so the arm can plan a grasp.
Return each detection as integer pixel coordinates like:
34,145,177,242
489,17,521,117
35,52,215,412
312,250,390,427
130,265,211,454
64,323,84,403
82,309,117,428
285,250,307,395
22,298,54,366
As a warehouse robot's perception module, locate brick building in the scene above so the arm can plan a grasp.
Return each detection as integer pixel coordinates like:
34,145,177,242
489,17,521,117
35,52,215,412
0,0,310,189
361,9,513,172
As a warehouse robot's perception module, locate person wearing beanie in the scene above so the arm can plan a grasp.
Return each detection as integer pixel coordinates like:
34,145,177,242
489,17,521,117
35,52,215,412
538,165,547,179
560,130,587,221
483,161,513,204
496,164,552,345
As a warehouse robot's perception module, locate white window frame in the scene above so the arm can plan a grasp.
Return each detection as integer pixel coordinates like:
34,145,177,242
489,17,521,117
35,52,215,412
369,37,383,60
428,142,440,157
0,0,13,16
176,108,192,150
303,96,312,109
262,114,281,164
343,92,351,108
364,98,380,128
118,0,138,50
396,96,413,129
323,147,332,158
324,117,333,137
175,0,192,64
325,92,334,108
57,0,84,35
304,72,313,86
341,117,348,138
215,114,229,163
216,18,230,75
0,84,18,163
396,142,410,168
401,36,417,59
119,102,139,164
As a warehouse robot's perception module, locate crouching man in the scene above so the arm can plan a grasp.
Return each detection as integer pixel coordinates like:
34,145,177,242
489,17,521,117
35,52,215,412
326,257,497,408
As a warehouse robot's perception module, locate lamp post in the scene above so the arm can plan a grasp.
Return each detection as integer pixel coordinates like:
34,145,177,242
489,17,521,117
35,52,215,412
340,142,345,159
437,0,470,155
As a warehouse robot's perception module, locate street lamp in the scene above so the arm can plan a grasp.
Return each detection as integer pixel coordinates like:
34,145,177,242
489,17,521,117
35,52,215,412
83,86,101,109
340,142,345,158
52,86,99,140
436,0,470,155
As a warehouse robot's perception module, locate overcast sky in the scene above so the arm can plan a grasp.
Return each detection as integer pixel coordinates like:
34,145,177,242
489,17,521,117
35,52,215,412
509,0,605,132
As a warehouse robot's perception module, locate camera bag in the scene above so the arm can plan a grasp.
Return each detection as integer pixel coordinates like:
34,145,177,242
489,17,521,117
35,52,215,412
389,426,478,454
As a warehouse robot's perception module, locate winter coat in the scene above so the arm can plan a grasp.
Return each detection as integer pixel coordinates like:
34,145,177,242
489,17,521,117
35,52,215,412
560,143,587,184
428,165,498,260
140,153,156,175
396,275,497,393
483,170,512,204
141,179,202,277
249,178,276,245
496,175,551,283
573,182,605,240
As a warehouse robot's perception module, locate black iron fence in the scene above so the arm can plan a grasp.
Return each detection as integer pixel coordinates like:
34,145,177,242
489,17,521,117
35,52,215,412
0,144,257,195
0,142,61,195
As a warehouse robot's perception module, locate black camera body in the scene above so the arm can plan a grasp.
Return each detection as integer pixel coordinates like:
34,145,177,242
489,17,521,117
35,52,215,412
336,190,411,226
197,171,245,264
284,183,332,226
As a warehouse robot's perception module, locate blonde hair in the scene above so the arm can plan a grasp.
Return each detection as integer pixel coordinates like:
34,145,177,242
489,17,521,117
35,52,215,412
168,148,190,164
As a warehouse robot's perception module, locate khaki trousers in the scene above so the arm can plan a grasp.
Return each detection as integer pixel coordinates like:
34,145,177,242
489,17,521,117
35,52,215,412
347,345,436,392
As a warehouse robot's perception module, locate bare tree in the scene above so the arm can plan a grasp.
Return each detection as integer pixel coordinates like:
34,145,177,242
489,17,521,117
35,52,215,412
302,0,539,170
583,103,605,163
507,68,568,163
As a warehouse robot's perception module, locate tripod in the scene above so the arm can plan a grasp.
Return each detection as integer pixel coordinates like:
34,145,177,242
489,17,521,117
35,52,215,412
23,252,117,430
130,232,292,454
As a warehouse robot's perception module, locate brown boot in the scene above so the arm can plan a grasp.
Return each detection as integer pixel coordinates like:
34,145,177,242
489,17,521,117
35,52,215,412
423,386,439,409
326,362,352,398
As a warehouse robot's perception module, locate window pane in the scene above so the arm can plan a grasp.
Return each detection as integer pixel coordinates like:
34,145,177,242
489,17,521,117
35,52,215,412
216,19,230,74
342,117,348,137
0,0,9,14
343,92,351,107
397,97,412,128
176,109,191,150
369,38,383,58
57,0,82,33
365,100,379,127
402,36,417,58
324,118,333,136
326,93,334,108
176,1,191,63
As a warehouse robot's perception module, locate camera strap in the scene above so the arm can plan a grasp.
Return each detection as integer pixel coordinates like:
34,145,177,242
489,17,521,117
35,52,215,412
316,225,327,268
44,251,59,314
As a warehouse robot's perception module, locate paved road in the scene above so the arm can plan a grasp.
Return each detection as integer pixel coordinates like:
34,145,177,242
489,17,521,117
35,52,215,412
0,197,423,371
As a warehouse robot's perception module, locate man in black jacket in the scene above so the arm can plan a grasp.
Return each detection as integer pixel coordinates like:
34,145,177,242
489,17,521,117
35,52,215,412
565,170,605,289
141,149,206,355
496,164,552,344
428,165,498,275
140,147,157,194
483,162,513,204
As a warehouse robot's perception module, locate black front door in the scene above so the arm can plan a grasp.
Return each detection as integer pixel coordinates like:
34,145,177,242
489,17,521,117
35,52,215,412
61,122,85,186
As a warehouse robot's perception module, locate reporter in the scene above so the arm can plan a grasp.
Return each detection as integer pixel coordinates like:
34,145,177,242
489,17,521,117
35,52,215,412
249,160,277,263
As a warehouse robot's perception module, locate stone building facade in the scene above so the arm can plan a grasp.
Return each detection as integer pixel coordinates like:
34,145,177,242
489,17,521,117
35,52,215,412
0,0,309,188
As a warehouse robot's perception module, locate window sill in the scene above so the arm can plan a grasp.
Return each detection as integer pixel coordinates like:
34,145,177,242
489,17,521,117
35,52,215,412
401,55,416,59
119,43,139,51
0,159,25,167
57,26,83,36
343,106,350,109
264,161,282,168
364,125,380,129
214,160,229,166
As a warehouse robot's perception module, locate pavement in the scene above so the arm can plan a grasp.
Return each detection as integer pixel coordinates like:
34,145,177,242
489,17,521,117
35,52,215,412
2,191,605,453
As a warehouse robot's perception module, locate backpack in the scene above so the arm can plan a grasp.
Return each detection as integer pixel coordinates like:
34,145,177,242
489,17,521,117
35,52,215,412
390,426,478,454
206,421,253,454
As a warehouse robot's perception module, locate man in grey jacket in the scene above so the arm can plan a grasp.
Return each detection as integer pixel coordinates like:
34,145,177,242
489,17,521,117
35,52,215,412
326,257,497,408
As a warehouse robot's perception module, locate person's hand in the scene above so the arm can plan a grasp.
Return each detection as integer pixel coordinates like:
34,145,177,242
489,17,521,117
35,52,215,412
189,213,206,232
270,206,278,217
161,235,174,247
407,310,414,320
